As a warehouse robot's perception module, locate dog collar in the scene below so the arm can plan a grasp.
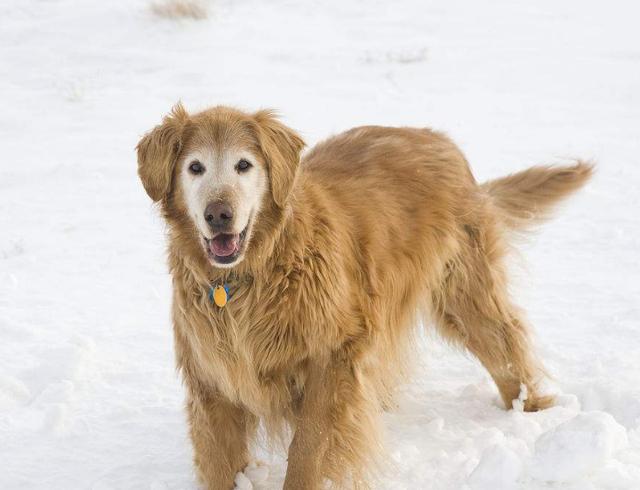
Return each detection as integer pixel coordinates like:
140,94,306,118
208,274,252,308
209,284,230,307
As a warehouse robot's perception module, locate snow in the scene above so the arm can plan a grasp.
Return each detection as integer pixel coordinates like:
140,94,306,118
1,0,639,488
468,444,523,490
529,411,628,483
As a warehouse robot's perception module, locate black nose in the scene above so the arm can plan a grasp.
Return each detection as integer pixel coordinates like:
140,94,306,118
204,202,234,229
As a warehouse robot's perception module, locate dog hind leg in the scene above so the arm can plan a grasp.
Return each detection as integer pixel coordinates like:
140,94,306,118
433,236,553,411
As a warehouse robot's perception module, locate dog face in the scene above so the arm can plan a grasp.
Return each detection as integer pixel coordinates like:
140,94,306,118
137,104,305,268
178,140,267,267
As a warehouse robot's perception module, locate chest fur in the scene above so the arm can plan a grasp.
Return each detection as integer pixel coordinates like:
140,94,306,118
174,277,349,415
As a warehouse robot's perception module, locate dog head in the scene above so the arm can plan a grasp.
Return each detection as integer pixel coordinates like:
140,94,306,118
137,104,305,268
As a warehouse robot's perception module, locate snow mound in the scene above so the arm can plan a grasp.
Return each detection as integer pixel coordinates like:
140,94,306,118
530,411,628,483
468,444,523,490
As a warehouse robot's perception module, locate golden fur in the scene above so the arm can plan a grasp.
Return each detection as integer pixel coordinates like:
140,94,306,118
137,104,593,489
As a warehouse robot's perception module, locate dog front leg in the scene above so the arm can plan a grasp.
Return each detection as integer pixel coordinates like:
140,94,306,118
283,362,331,490
284,357,379,490
187,387,257,490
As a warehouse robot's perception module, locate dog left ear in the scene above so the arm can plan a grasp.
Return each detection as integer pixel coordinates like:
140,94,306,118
253,110,305,208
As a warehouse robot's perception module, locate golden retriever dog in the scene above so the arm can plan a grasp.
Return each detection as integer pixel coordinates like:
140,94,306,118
136,104,592,489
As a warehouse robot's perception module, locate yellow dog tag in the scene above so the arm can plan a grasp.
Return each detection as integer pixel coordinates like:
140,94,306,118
210,284,228,307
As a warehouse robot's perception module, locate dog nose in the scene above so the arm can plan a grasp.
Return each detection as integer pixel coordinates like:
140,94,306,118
205,202,234,229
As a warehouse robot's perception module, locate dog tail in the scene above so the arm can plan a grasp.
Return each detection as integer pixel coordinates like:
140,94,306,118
482,161,594,231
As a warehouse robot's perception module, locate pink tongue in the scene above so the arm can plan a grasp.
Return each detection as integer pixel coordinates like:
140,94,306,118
209,234,239,257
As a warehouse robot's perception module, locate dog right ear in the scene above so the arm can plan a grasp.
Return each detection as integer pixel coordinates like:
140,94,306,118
136,103,189,202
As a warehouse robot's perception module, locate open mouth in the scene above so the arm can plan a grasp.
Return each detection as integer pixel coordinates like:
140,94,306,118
203,226,248,265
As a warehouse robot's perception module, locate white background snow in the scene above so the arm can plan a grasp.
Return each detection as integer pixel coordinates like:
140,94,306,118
1,0,639,488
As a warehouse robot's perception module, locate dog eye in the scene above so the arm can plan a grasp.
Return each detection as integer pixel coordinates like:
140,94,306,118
188,161,205,175
236,159,252,173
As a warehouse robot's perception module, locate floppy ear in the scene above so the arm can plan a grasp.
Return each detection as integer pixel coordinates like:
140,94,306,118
136,103,189,202
253,110,305,208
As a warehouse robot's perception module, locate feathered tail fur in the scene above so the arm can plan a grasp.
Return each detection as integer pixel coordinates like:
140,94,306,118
482,161,594,230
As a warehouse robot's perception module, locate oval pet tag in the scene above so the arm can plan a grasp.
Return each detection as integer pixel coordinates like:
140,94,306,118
212,285,228,307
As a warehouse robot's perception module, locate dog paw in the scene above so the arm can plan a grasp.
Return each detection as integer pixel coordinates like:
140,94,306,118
234,461,269,489
234,471,253,490
523,394,555,412
243,460,269,484
511,384,555,412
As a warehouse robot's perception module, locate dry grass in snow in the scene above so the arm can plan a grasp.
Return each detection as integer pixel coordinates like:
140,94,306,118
150,0,208,20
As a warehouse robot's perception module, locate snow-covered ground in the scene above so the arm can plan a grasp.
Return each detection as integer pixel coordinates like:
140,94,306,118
1,0,639,488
